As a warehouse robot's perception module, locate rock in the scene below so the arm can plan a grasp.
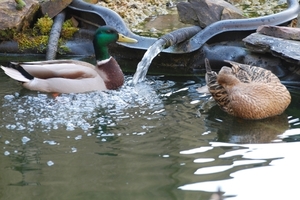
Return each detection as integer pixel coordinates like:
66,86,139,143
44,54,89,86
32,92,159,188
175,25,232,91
40,0,73,18
243,32,300,64
0,0,39,31
257,25,300,41
177,0,244,27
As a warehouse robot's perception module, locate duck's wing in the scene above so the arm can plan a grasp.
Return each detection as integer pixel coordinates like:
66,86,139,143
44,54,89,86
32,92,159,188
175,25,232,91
21,60,98,79
205,59,232,114
225,60,280,83
2,60,98,81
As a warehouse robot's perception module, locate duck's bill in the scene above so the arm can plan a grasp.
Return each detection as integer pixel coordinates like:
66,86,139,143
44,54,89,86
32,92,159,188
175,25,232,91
118,33,138,43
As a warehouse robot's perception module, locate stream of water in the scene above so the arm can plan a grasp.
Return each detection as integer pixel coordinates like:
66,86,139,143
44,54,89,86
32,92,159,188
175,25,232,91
132,39,166,85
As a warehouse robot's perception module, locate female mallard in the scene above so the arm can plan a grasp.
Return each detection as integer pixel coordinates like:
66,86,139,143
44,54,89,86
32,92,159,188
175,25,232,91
1,26,137,93
204,58,291,120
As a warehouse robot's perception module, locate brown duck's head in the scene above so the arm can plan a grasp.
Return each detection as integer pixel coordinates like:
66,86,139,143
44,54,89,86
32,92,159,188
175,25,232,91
217,67,240,87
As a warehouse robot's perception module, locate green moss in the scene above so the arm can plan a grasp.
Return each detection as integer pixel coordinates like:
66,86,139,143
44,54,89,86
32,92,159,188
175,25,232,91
61,19,79,39
14,33,49,52
57,44,71,54
0,29,16,41
33,15,53,35
11,15,78,53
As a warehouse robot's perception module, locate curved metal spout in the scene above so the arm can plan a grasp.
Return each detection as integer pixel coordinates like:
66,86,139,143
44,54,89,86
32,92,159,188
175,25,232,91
68,0,157,51
69,0,300,54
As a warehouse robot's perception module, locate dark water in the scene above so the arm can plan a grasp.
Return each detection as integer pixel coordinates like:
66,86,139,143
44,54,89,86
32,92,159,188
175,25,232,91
0,59,300,200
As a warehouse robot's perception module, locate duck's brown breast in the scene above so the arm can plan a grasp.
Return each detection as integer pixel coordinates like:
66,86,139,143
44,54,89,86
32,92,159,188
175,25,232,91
96,58,124,90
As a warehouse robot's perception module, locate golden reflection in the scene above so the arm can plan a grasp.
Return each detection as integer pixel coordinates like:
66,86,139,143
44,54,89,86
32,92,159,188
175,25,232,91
205,106,289,144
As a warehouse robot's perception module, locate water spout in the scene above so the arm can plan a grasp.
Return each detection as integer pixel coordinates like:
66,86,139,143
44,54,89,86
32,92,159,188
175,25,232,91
132,26,202,84
132,39,166,85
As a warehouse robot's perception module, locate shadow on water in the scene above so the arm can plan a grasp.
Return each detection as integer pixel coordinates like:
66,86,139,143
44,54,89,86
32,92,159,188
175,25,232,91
1,56,300,199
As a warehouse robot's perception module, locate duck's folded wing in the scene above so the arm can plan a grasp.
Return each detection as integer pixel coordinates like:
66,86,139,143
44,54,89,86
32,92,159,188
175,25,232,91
19,61,98,79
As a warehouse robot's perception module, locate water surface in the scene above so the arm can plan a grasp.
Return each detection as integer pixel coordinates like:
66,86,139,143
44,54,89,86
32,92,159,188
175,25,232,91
0,65,300,200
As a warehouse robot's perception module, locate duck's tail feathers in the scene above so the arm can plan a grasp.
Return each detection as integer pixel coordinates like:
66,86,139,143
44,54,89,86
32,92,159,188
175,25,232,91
1,62,34,83
204,58,212,72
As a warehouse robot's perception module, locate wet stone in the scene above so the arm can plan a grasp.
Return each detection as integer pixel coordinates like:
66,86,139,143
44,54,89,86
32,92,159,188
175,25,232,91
0,0,39,31
243,32,300,65
177,0,244,27
257,25,300,41
40,0,72,18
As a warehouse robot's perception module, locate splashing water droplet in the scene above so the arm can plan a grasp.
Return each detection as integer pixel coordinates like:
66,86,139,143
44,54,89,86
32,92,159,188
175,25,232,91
71,147,77,153
75,135,82,140
22,136,30,144
47,161,54,166
43,140,57,145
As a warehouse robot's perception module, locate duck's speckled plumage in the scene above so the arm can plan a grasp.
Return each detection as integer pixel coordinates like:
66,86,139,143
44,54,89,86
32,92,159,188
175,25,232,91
1,26,137,94
205,58,291,120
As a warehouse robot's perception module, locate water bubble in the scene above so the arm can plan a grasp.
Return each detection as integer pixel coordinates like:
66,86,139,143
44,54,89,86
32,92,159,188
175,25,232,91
47,161,54,166
43,140,57,145
137,132,146,136
16,123,26,130
75,135,82,140
4,151,10,156
22,136,30,144
101,133,114,137
6,124,16,130
17,109,25,114
71,147,77,153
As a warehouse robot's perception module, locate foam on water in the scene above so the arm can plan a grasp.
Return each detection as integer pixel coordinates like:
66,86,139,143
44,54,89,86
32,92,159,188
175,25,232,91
1,77,166,134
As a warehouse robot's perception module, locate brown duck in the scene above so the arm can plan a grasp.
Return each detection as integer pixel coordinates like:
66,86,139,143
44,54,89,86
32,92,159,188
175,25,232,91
204,58,291,120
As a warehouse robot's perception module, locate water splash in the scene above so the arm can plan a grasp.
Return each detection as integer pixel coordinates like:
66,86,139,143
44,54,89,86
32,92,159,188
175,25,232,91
1,76,166,134
132,39,166,85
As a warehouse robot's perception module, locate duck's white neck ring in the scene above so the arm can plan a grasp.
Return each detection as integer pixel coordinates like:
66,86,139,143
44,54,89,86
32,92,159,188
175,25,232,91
97,57,112,65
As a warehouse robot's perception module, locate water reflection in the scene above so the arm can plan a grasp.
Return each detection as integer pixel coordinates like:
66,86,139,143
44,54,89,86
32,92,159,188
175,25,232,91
179,141,300,200
205,106,291,143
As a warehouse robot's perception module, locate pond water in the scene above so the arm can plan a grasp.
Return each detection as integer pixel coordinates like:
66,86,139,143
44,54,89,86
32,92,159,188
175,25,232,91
0,58,300,200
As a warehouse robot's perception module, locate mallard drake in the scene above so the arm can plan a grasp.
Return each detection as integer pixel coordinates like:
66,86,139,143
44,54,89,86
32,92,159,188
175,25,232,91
204,58,291,120
1,26,137,93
